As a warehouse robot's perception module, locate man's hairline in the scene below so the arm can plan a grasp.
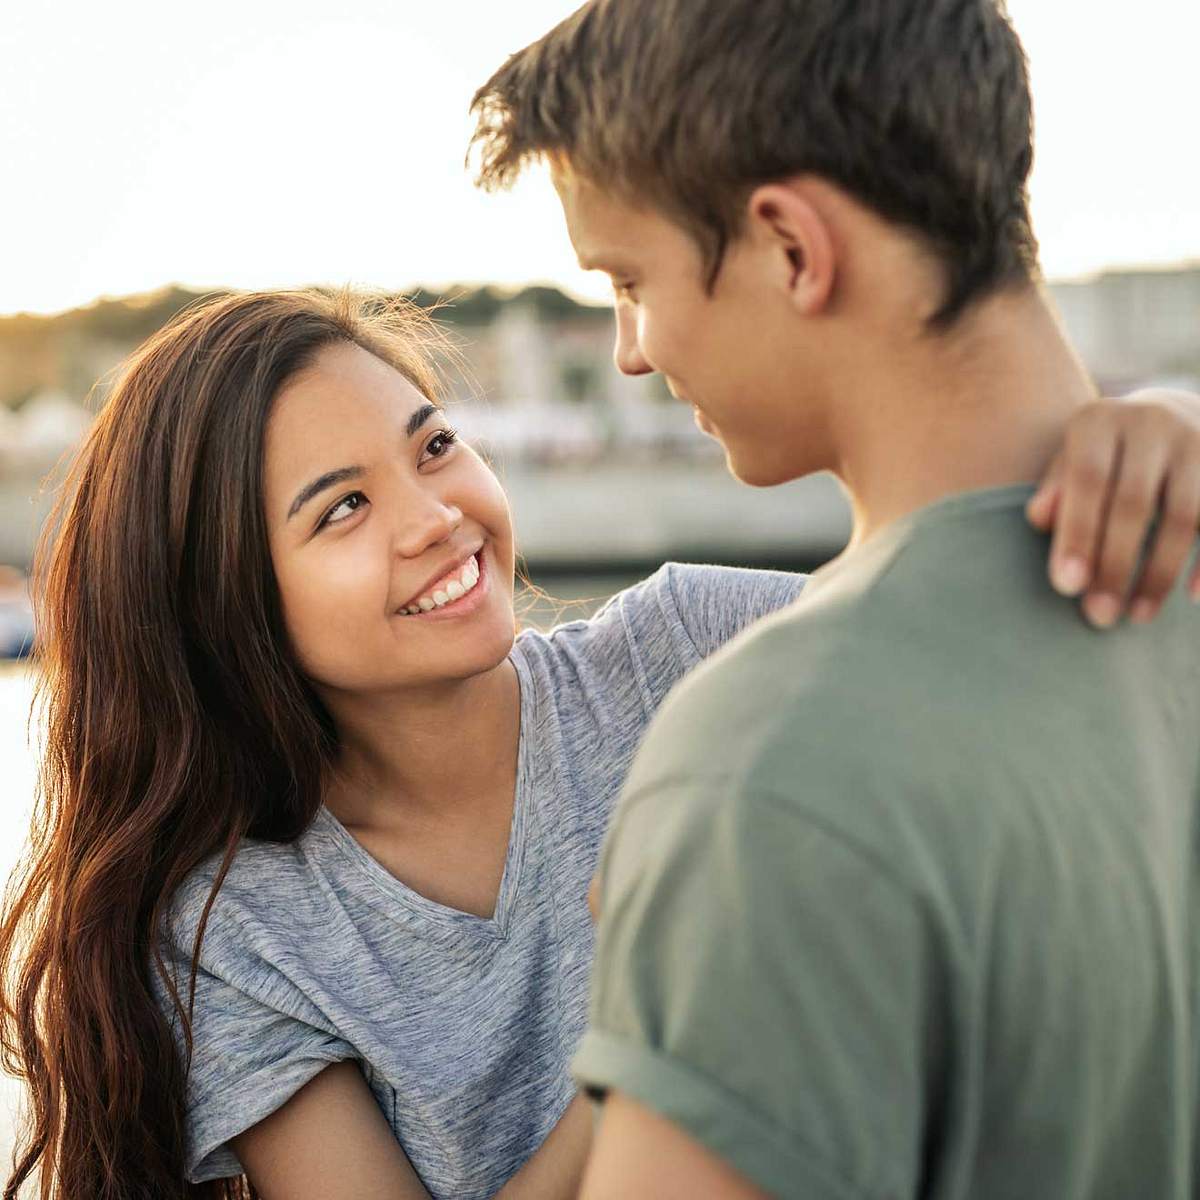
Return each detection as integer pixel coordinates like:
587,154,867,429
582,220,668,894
540,149,1035,328
545,149,745,295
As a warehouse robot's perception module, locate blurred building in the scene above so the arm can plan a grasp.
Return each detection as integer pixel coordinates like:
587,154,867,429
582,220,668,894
0,266,1197,570
0,565,33,660
0,391,93,568
1050,265,1200,392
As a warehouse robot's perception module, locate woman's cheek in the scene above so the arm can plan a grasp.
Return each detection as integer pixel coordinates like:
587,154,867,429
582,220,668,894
465,454,515,559
283,539,391,678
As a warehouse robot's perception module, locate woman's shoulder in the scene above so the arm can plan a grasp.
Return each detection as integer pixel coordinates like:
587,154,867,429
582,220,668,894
512,565,693,695
517,562,807,664
510,563,806,734
163,827,323,963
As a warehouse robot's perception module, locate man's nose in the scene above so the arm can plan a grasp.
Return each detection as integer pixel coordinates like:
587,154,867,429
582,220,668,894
612,306,653,376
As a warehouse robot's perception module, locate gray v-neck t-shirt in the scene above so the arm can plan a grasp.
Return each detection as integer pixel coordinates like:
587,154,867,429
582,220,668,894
154,563,805,1198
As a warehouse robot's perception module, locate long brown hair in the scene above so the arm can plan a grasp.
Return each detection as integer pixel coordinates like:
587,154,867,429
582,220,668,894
0,290,444,1199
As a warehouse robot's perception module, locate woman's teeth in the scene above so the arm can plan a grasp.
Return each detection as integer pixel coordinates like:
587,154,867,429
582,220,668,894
401,555,481,616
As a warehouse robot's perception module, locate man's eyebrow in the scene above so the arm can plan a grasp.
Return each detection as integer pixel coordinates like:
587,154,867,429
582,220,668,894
287,466,365,521
285,405,441,522
407,402,439,438
580,256,628,275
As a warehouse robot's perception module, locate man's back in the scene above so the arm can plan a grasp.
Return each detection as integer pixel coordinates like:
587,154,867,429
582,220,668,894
575,484,1200,1199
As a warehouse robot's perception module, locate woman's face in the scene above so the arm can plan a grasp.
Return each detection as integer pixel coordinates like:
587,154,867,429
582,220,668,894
263,341,517,695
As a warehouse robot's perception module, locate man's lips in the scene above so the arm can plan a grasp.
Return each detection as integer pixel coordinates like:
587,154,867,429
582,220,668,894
665,384,713,433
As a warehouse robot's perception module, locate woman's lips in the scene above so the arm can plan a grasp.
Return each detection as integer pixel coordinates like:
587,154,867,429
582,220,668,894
395,548,490,621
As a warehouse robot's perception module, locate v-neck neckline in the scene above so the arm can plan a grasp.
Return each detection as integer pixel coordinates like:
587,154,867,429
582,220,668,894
311,656,533,940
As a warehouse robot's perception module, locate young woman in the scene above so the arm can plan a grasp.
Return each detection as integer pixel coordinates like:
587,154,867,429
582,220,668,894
0,289,1195,1200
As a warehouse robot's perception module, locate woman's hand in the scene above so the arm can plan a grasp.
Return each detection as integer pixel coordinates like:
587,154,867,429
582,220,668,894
1028,388,1200,627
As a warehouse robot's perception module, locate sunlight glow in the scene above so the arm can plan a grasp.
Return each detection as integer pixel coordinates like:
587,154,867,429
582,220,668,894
0,0,1195,316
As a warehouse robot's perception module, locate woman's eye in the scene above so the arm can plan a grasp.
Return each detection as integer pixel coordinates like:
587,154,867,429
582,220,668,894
320,491,367,529
424,428,459,460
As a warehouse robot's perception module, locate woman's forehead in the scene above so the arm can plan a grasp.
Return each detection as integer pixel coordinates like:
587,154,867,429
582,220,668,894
264,346,429,485
272,345,425,433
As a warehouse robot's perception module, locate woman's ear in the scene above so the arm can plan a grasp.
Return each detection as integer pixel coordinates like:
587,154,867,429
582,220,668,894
745,181,837,316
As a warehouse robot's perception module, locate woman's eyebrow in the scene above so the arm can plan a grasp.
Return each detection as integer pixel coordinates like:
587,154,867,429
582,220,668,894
285,405,441,521
287,466,364,521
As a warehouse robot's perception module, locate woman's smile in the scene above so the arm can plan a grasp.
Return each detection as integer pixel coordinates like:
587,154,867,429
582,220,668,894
394,547,491,620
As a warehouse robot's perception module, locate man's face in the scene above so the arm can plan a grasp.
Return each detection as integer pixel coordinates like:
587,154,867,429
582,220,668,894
553,166,823,487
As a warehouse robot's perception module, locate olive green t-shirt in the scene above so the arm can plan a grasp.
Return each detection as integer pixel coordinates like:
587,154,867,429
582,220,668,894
574,485,1200,1200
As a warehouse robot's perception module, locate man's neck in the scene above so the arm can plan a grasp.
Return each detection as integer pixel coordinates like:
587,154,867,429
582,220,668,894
829,288,1097,547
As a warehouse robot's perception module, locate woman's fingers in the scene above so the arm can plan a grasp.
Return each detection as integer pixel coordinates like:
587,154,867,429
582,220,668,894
1036,393,1200,626
1025,459,1062,533
1042,401,1119,601
1080,425,1172,626
1127,454,1200,623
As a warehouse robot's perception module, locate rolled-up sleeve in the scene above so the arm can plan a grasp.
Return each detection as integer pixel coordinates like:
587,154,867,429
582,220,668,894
573,779,943,1200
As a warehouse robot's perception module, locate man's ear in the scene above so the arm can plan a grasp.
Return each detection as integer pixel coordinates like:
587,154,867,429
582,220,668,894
745,181,836,316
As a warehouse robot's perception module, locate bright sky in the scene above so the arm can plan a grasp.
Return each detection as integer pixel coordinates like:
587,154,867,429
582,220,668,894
1,0,1196,317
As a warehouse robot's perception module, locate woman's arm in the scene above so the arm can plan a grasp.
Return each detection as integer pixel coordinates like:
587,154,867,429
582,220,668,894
233,1062,592,1200
232,1061,431,1199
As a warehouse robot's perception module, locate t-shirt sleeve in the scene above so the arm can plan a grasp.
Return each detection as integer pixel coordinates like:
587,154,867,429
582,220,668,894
660,563,807,660
526,564,804,727
155,899,358,1182
572,779,943,1200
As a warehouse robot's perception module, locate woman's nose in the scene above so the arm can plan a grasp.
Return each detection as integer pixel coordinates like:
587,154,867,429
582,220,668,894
396,493,463,559
613,306,653,376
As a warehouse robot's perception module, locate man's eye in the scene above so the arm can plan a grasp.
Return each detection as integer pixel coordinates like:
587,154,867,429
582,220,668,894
319,491,367,528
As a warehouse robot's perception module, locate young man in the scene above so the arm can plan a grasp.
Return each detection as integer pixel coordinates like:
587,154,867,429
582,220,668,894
471,2,1200,1197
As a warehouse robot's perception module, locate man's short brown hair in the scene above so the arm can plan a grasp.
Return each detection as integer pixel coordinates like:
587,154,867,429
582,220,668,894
470,0,1040,328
